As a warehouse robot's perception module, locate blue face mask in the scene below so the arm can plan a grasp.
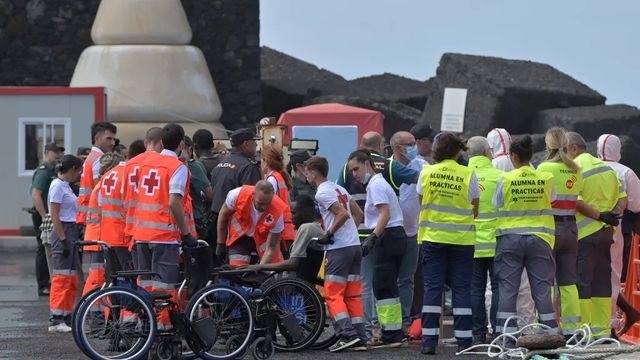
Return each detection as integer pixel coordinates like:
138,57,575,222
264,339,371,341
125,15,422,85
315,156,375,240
406,145,418,161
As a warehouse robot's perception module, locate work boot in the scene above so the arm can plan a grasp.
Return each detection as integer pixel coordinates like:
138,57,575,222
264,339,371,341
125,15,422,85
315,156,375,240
421,346,436,355
472,334,486,345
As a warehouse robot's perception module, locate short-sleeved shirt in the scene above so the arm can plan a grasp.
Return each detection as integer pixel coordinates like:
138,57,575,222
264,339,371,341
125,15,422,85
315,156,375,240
90,146,105,183
364,173,404,229
225,188,284,236
210,150,262,214
48,178,78,222
31,162,57,212
289,222,324,258
160,150,188,196
315,181,360,250
187,159,211,224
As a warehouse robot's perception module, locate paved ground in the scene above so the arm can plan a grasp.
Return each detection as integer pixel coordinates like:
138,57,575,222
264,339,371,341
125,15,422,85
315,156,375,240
1,242,639,359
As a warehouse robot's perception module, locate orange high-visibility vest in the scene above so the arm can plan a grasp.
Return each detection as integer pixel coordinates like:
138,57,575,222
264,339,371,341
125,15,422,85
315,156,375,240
268,171,295,241
99,163,127,247
227,185,286,261
122,151,155,242
184,194,198,238
133,153,190,242
83,185,101,251
77,149,103,224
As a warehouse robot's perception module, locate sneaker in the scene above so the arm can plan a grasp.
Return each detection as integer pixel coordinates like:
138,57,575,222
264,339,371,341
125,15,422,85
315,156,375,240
48,322,72,333
349,344,368,351
329,337,361,352
38,288,50,296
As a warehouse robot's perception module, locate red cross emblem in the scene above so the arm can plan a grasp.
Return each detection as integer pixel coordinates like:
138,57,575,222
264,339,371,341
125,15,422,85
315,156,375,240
265,214,274,225
335,189,349,210
141,169,161,196
102,171,118,196
128,166,140,193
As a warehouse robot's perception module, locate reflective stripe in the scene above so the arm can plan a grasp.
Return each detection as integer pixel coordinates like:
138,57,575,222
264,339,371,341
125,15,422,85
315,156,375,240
89,263,105,269
556,194,578,201
137,221,176,231
421,204,473,216
77,206,90,213
101,198,124,206
334,312,350,321
347,274,361,282
102,211,124,219
126,216,137,224
79,188,92,195
325,275,348,284
138,203,163,211
152,281,176,290
125,200,138,208
383,323,402,331
560,316,581,324
51,309,72,316
474,243,496,251
453,308,472,316
496,226,555,236
422,305,442,313
497,312,517,319
577,218,596,229
454,330,472,338
351,317,364,324
476,212,498,220
539,312,556,321
351,193,366,201
230,217,243,234
377,297,400,306
420,221,475,232
86,218,101,224
498,209,554,217
277,182,287,189
552,209,576,216
422,328,439,336
52,269,77,276
229,254,250,262
583,166,613,179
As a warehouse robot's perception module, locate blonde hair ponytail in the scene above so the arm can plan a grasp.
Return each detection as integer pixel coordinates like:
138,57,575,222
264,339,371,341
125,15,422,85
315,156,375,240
544,127,580,171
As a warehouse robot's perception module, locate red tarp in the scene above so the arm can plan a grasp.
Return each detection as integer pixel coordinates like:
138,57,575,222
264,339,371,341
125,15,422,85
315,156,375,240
277,103,384,144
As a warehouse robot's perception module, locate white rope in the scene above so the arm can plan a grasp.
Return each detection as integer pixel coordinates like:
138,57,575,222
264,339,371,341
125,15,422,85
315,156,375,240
456,316,637,360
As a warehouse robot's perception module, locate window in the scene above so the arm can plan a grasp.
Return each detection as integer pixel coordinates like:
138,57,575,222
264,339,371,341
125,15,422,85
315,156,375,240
18,118,71,177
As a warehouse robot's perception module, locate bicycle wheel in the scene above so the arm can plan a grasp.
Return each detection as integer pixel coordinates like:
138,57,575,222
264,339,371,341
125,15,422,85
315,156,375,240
72,286,103,356
185,285,254,360
76,286,157,360
262,278,325,351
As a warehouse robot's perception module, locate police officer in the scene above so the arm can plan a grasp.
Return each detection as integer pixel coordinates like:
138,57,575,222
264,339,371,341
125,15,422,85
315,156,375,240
566,132,626,339
31,142,64,296
210,128,262,261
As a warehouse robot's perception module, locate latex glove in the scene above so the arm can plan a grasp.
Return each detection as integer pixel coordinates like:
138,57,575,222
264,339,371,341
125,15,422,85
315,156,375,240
598,211,621,227
317,231,334,245
181,233,198,247
61,238,71,258
361,233,378,257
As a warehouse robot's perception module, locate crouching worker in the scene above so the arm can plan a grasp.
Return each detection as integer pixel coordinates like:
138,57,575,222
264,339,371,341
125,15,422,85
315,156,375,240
216,180,286,266
242,194,325,285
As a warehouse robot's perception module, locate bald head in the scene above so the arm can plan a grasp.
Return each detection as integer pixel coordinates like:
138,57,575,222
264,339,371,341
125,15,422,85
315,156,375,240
361,131,384,153
467,136,491,158
566,132,587,159
254,180,275,212
390,131,413,146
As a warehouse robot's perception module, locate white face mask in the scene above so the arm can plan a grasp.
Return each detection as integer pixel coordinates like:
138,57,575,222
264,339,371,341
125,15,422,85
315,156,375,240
363,163,372,184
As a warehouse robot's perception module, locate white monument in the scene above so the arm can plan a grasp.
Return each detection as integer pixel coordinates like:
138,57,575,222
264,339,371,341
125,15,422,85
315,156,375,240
70,0,225,144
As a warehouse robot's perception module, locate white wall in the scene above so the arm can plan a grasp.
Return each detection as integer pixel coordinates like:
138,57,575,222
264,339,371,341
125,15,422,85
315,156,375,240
0,94,96,230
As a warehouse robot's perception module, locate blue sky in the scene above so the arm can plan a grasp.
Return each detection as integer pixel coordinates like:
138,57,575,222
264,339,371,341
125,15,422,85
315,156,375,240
261,0,639,106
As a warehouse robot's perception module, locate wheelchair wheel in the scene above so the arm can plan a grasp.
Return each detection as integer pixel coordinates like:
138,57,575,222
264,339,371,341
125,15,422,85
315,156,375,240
76,286,157,360
308,313,338,350
250,337,274,360
261,278,325,351
72,286,103,356
185,285,254,360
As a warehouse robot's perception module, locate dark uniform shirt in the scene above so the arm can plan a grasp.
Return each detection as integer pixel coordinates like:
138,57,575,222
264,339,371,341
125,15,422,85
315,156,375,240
290,176,317,203
197,150,223,181
187,159,211,227
210,149,262,214
31,162,57,212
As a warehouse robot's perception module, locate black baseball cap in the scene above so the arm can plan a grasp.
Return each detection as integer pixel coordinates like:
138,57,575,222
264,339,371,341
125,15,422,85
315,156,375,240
44,143,65,152
77,146,90,156
410,123,435,140
289,150,312,165
230,128,261,147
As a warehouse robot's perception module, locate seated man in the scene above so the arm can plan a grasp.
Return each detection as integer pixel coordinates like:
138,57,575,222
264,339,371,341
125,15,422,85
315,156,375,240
216,180,286,266
244,194,326,284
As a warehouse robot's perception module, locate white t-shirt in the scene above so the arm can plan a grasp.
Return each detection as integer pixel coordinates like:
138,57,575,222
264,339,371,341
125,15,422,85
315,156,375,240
399,157,429,237
91,146,104,183
225,187,284,236
364,173,404,230
48,178,78,222
315,181,360,250
267,175,280,193
161,149,189,196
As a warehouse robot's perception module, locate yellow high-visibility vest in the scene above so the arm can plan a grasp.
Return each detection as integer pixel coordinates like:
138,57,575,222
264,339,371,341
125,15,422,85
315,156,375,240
418,159,475,246
468,156,502,258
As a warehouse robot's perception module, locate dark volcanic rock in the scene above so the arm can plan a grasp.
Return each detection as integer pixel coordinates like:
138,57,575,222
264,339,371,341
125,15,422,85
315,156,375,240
422,53,606,137
350,73,433,110
532,104,640,141
516,334,566,350
305,95,422,140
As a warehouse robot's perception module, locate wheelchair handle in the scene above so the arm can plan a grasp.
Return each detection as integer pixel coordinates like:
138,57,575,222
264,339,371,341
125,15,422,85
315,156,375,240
77,240,110,250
